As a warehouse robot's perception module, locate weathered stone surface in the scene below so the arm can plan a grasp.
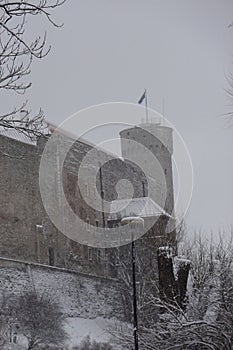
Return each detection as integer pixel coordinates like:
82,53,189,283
0,257,124,320
0,124,175,279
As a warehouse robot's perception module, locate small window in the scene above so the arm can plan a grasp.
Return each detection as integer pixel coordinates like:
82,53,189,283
164,169,167,175
142,182,146,197
97,249,101,262
88,247,93,260
36,224,43,234
48,247,55,266
95,220,99,228
85,183,89,197
86,218,90,231
13,335,17,344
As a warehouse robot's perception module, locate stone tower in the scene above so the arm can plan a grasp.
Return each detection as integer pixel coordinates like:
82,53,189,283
119,122,174,216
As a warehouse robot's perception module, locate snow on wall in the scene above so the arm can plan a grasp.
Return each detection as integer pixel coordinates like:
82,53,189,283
0,258,124,320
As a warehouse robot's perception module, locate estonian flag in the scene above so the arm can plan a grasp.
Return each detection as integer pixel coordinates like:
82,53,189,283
138,90,146,104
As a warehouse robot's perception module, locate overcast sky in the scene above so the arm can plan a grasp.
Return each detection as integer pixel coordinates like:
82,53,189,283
3,0,233,234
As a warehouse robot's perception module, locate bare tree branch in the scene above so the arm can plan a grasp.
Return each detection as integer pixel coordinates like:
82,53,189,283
0,0,66,136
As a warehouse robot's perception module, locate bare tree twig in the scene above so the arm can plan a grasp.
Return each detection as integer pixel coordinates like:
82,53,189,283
0,0,66,137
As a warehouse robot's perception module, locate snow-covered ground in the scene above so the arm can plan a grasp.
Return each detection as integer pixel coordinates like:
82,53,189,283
65,317,112,347
0,263,126,349
3,317,123,349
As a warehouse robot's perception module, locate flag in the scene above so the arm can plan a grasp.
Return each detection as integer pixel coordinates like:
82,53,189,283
138,90,146,104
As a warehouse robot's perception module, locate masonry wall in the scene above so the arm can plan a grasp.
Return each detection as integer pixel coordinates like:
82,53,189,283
0,133,149,277
0,135,41,262
0,257,124,320
120,125,174,215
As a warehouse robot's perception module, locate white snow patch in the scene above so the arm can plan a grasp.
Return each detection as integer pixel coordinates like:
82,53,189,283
158,246,173,258
173,256,190,281
65,317,112,348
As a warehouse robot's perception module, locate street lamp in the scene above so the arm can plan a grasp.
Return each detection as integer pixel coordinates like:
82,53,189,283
121,216,144,350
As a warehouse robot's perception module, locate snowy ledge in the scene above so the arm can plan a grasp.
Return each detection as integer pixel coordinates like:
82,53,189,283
0,256,120,283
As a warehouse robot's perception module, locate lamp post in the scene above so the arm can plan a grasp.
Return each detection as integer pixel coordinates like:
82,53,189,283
121,216,144,350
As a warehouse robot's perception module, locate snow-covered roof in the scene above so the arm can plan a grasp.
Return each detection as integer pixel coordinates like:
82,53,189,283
0,122,119,158
108,196,170,220
0,128,37,145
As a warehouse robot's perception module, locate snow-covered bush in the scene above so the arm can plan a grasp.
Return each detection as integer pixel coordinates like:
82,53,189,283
111,230,233,349
13,291,67,350
72,335,112,350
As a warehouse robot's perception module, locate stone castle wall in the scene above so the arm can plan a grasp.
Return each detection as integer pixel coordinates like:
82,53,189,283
0,122,175,280
0,133,148,277
0,257,123,320
0,125,179,324
120,125,174,214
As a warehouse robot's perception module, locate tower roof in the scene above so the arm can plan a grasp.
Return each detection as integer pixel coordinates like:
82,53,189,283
108,196,171,220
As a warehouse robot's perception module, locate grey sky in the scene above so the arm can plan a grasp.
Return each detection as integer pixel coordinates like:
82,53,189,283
2,0,233,233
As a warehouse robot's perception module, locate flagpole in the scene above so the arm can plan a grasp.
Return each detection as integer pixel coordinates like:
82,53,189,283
145,89,149,124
